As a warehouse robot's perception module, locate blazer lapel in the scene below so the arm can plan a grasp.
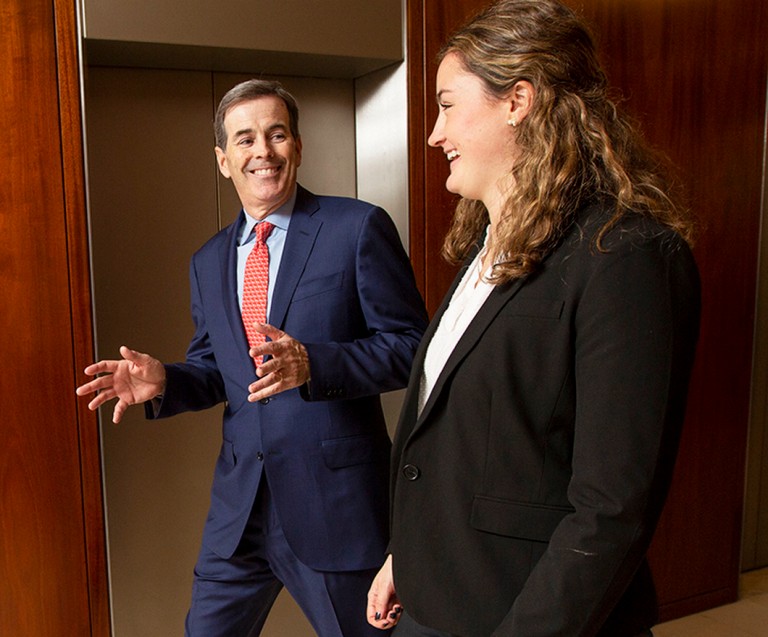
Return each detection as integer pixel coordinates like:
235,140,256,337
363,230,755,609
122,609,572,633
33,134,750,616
268,185,322,330
390,262,465,452
407,270,528,438
219,213,255,370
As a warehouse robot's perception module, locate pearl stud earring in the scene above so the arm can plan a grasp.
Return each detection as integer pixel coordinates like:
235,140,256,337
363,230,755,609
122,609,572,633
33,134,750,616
507,118,517,127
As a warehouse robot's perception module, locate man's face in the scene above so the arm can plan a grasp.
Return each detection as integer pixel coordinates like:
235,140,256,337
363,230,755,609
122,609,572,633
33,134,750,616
215,96,302,220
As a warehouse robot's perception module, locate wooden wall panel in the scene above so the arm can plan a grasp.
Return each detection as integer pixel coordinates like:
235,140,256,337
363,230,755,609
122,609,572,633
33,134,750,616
0,0,109,634
407,0,478,311
569,0,767,618
408,0,768,622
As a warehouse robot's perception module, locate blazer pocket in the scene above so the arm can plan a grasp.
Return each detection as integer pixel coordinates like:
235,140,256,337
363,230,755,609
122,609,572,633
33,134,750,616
471,495,574,542
321,434,383,469
500,298,564,319
293,271,344,302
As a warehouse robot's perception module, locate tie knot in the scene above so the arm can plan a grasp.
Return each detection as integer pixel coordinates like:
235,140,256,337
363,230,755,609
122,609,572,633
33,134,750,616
255,221,275,244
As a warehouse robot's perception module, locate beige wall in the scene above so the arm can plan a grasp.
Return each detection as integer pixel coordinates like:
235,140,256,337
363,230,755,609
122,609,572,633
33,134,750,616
85,64,406,636
355,62,411,422
82,0,400,59
81,0,402,78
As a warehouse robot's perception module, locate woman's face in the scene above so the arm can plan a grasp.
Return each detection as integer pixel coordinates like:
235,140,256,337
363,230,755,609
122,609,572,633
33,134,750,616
428,52,518,217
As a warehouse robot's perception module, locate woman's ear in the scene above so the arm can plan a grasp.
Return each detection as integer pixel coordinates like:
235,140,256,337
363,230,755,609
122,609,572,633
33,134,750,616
506,80,535,127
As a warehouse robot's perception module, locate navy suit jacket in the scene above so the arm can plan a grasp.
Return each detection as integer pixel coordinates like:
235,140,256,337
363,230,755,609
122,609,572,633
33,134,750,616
389,205,700,636
151,185,428,571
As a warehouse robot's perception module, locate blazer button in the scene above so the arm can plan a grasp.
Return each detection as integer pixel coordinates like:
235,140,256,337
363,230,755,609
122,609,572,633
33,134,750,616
256,452,264,461
259,397,270,405
402,464,420,481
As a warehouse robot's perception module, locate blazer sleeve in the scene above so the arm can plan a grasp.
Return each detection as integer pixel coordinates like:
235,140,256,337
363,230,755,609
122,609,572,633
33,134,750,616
496,233,701,636
300,206,429,401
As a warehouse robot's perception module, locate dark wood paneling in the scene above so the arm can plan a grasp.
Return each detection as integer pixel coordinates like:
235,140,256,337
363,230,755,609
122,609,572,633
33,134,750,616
408,0,479,313
55,0,112,631
0,0,109,634
571,0,767,619
408,0,768,622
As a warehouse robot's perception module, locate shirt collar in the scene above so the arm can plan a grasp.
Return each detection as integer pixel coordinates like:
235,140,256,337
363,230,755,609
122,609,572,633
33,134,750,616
238,186,297,245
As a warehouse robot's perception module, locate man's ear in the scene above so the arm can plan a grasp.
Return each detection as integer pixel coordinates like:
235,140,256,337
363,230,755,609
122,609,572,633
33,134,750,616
506,80,535,126
214,146,231,179
295,136,303,168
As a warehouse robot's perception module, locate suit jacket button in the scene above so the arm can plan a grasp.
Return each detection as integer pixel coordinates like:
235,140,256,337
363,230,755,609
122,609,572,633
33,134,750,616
256,452,264,461
259,397,270,405
402,464,420,481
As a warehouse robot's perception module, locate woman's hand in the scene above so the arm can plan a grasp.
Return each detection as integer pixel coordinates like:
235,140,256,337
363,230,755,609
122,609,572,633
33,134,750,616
367,555,403,629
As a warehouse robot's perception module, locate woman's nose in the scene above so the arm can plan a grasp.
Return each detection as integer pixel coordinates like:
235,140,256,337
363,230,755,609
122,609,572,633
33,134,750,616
427,115,444,148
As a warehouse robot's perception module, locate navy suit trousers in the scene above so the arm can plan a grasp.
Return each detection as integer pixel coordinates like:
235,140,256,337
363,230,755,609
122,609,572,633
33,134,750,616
185,477,389,637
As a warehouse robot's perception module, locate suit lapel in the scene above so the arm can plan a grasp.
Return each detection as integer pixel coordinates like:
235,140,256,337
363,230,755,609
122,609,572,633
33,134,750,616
268,185,322,330
390,262,465,453
219,213,254,370
406,269,528,439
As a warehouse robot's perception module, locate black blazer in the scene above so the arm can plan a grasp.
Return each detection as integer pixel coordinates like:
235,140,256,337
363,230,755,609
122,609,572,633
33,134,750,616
389,204,700,636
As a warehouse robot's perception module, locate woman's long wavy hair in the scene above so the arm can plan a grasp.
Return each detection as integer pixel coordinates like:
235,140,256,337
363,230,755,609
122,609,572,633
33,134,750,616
441,0,695,282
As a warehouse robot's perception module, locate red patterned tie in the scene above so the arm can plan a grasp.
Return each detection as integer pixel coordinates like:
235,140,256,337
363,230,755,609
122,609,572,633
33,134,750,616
242,221,275,365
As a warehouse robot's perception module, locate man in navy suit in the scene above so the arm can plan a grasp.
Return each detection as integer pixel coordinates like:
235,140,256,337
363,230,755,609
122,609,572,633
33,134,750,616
76,79,428,637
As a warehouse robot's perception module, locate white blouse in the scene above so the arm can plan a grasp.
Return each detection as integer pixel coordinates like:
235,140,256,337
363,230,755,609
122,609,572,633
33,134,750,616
418,228,496,415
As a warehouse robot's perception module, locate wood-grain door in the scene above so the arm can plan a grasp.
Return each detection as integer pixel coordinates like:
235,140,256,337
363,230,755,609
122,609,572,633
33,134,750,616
407,0,768,621
0,0,110,634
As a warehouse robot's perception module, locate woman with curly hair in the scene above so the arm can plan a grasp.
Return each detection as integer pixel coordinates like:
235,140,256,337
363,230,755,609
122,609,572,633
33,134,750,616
367,1,700,635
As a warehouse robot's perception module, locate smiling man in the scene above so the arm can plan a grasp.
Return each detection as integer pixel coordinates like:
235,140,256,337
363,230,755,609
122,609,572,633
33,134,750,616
76,79,428,637
214,94,302,219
